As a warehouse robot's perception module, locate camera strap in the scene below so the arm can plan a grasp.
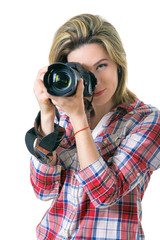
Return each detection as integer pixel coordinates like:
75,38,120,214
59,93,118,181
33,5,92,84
87,91,95,110
25,107,64,156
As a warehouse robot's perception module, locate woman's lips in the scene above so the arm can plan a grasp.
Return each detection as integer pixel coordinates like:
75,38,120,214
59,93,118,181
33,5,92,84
94,89,105,97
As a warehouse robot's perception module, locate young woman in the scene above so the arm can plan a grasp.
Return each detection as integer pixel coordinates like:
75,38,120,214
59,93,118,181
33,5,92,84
27,14,160,239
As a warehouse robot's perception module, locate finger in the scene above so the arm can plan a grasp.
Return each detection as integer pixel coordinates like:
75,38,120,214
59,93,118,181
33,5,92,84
38,79,52,98
75,78,84,97
38,66,48,78
34,66,48,90
38,78,47,91
39,67,49,82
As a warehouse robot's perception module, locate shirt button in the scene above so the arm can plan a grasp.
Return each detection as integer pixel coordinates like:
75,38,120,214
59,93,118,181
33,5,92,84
137,172,140,176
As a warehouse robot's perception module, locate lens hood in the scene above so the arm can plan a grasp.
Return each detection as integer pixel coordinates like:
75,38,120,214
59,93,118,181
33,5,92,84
43,63,80,97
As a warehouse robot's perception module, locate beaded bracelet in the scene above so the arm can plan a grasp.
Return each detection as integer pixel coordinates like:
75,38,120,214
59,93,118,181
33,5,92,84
74,126,90,136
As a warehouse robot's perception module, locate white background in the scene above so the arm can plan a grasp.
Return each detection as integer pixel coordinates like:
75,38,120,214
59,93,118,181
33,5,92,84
0,0,160,239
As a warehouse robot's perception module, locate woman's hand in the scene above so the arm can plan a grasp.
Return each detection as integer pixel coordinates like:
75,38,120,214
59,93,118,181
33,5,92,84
34,67,56,136
34,66,56,115
49,78,86,120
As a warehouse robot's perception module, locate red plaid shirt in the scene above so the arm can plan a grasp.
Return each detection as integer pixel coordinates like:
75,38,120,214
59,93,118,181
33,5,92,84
30,98,160,239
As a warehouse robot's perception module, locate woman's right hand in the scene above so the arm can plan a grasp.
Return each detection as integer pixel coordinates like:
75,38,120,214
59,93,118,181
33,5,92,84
34,67,56,136
34,66,55,114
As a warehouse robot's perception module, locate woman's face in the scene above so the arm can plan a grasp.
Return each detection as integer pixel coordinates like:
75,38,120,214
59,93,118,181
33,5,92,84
67,43,118,113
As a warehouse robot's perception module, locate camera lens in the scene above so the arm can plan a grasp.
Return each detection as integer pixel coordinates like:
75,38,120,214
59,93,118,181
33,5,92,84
51,71,71,90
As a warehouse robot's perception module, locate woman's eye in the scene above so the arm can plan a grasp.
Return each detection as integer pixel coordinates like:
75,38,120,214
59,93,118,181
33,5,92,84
96,63,107,70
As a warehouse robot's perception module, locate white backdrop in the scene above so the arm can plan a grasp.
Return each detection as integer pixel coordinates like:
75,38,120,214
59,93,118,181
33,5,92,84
0,0,160,239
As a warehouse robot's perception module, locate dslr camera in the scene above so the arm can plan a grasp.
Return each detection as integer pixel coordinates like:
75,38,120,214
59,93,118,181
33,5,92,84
43,62,97,97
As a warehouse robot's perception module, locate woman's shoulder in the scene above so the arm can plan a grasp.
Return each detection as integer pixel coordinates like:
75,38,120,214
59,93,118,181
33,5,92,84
107,98,160,137
130,98,160,123
116,98,160,123
115,99,160,139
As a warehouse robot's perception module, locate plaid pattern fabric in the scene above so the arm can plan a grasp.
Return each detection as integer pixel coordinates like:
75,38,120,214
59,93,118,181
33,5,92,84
30,98,160,240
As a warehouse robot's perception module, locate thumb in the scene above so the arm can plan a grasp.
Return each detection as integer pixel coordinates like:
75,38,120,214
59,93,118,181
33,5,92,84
76,78,84,97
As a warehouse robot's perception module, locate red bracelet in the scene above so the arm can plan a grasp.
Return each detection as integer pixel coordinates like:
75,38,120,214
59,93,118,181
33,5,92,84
74,126,90,136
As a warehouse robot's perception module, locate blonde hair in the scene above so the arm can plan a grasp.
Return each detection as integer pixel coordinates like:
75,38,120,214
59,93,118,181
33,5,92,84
49,14,136,106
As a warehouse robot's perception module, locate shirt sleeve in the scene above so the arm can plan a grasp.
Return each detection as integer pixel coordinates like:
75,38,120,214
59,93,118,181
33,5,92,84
75,111,160,208
30,155,62,201
33,111,66,164
28,110,75,201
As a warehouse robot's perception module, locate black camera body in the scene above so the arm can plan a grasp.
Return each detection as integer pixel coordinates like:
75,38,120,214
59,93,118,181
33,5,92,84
43,62,97,97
